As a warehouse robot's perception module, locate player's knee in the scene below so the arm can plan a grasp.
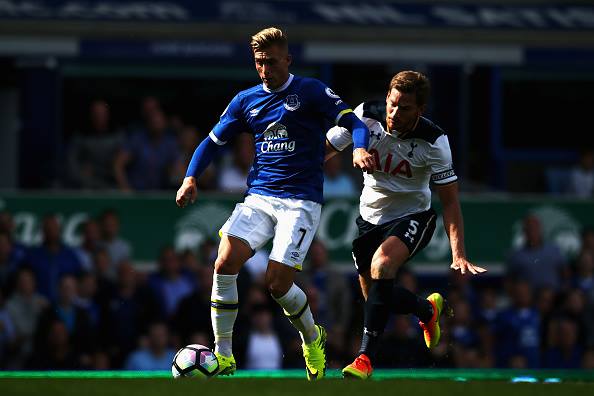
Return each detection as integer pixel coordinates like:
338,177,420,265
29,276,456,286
214,256,237,275
370,256,398,279
265,276,291,298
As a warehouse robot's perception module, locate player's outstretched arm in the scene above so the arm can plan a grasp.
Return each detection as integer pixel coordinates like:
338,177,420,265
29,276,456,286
176,136,223,208
436,182,487,275
176,177,197,208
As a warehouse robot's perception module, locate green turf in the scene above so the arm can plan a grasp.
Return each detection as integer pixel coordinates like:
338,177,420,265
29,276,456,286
1,369,593,381
1,378,593,396
1,370,593,396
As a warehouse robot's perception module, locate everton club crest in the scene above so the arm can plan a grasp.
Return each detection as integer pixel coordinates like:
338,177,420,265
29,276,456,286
283,94,300,111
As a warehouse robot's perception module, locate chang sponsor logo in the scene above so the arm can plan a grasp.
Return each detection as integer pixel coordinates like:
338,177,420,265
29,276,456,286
261,122,296,153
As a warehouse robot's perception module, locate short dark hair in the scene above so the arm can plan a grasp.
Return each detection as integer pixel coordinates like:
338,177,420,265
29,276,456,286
389,71,430,106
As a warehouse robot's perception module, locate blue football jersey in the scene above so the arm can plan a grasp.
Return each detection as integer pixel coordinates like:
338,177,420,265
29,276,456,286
210,74,353,203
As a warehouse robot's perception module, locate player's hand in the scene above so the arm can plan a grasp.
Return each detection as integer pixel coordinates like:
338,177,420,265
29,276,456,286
450,257,487,275
353,148,375,173
176,177,198,208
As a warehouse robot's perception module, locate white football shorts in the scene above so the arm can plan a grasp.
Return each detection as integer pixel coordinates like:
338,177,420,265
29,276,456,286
219,194,321,270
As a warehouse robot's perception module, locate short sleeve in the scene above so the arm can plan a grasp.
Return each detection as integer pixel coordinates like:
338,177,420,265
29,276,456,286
326,126,352,152
326,103,367,151
428,135,457,185
308,79,353,125
210,94,246,145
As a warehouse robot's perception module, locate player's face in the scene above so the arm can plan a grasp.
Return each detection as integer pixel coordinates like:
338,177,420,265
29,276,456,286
254,44,292,90
385,88,425,135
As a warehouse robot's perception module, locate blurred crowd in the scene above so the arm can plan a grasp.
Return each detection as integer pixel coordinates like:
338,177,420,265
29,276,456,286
58,96,594,197
0,207,593,372
61,97,360,199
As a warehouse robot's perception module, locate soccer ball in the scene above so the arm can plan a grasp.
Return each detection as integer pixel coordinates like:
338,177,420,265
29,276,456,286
171,344,219,379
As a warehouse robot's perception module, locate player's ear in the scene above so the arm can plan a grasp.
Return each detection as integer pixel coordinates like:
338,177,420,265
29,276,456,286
286,53,292,66
418,104,427,115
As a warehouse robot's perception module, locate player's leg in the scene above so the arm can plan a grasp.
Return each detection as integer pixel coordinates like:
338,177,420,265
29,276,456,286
351,215,385,301
379,209,449,349
267,197,326,380
265,260,319,344
213,196,275,374
211,234,252,368
344,210,438,378
358,270,372,300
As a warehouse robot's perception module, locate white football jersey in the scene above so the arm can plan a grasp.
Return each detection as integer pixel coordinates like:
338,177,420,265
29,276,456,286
327,101,457,225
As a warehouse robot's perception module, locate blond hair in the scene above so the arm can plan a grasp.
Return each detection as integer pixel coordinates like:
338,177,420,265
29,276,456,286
250,27,288,52
389,71,430,106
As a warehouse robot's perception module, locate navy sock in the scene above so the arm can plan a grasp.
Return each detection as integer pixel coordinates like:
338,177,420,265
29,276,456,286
358,279,392,363
391,285,434,323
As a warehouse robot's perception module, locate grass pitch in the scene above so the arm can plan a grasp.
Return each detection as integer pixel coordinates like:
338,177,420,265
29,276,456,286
1,370,593,396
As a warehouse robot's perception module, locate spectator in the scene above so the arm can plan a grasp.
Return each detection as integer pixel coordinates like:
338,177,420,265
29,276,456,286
219,133,254,193
245,305,282,370
124,322,175,371
0,289,16,368
104,262,159,366
244,249,270,280
75,272,101,328
35,275,94,356
323,155,357,199
377,315,430,368
543,316,583,368
74,219,102,272
0,230,21,292
581,227,594,256
574,249,594,292
506,214,568,290
147,246,195,318
5,268,49,368
66,100,125,189
171,264,213,346
26,215,82,302
567,148,594,198
99,209,131,269
114,109,179,191
0,211,27,276
27,321,79,370
298,239,352,333
583,348,594,369
494,278,540,368
448,300,487,368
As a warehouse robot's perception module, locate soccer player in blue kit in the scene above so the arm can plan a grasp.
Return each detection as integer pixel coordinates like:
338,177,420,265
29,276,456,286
176,27,374,380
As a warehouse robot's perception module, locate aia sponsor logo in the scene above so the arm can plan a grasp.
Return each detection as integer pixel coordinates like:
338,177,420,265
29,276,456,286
369,149,412,178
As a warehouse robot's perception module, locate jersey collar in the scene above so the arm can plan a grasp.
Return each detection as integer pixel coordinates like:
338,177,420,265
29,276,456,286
262,73,294,93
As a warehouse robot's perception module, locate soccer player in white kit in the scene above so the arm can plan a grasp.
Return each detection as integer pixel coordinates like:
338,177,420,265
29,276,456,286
326,71,487,379
176,27,374,380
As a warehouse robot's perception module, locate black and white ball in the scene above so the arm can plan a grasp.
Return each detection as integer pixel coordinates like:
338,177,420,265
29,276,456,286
171,344,219,379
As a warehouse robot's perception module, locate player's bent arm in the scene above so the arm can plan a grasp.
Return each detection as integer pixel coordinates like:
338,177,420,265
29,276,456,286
435,182,466,260
337,112,375,172
337,111,369,150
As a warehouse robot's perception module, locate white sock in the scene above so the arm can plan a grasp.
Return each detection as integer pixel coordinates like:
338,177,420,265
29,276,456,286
211,273,238,357
273,283,318,344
